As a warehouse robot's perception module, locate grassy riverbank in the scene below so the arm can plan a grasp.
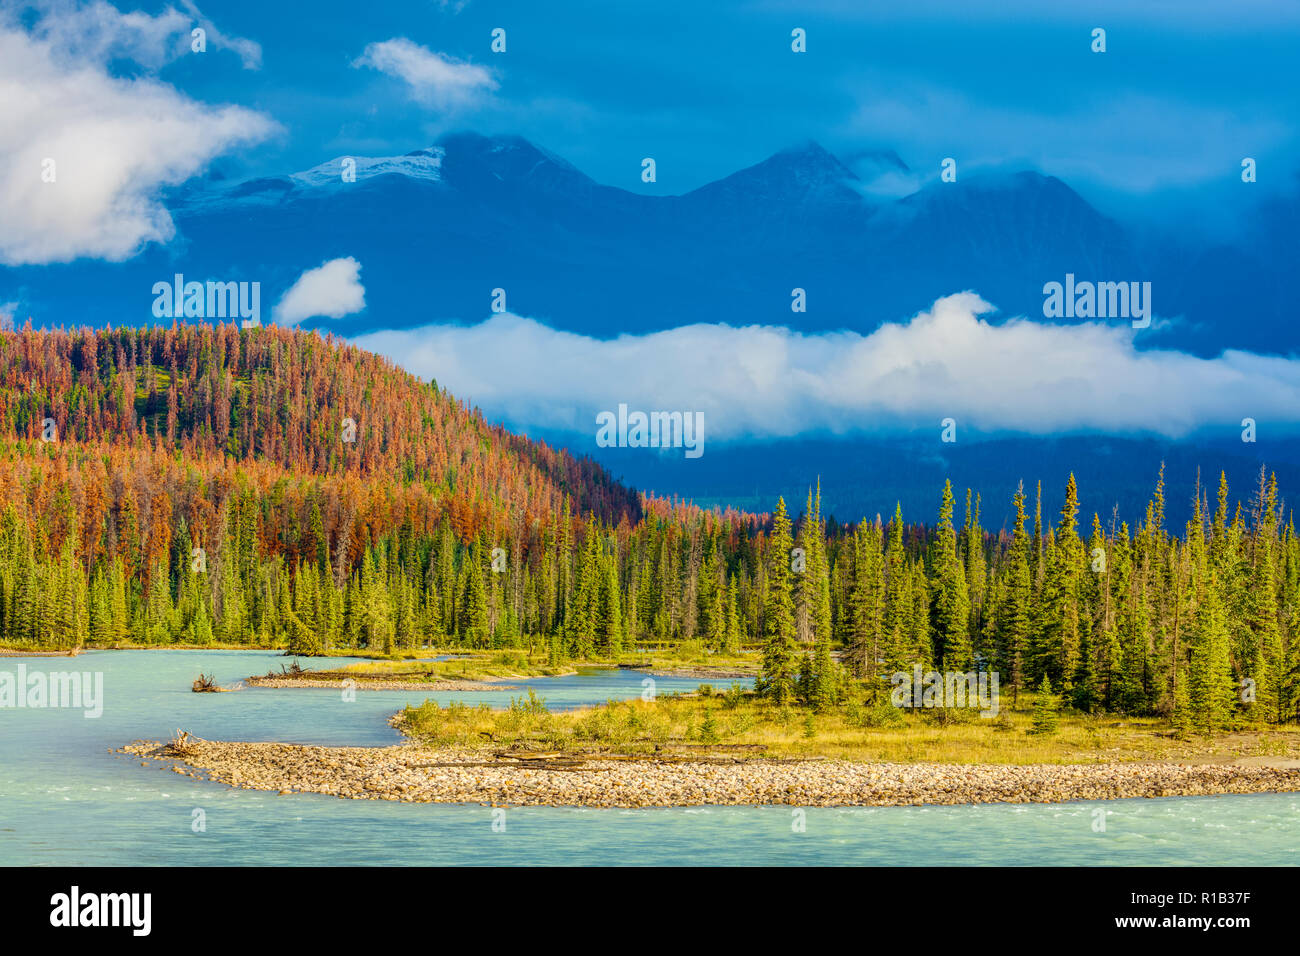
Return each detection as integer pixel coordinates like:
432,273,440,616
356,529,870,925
249,647,758,686
123,675,1300,808
398,688,1300,766
245,651,565,690
0,641,440,659
2,640,761,675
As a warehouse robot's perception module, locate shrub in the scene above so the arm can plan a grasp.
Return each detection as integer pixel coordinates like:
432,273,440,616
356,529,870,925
1030,675,1060,735
700,710,720,743
845,697,904,728
491,650,528,670
721,683,747,709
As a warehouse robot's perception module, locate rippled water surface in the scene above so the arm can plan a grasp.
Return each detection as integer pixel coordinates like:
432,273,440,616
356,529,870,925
1,650,1296,865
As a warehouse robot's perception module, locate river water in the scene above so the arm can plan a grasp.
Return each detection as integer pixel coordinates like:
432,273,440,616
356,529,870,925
1,650,1296,865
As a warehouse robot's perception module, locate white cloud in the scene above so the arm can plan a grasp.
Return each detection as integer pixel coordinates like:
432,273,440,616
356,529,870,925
179,0,262,69
274,258,366,325
0,301,17,331
843,86,1287,193
19,0,261,68
352,292,1300,440
25,0,190,68
0,2,275,265
353,38,497,110
852,167,922,200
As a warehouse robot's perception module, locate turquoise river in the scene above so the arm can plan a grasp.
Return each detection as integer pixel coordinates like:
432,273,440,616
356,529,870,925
1,650,1296,865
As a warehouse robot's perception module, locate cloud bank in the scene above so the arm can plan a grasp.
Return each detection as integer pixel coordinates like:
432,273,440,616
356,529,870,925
0,1,275,265
21,0,262,68
353,293,1300,440
843,86,1287,194
274,258,366,325
353,38,497,110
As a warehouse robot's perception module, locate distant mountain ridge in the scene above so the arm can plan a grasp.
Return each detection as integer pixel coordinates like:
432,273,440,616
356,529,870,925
2,134,1296,523
3,131,1291,358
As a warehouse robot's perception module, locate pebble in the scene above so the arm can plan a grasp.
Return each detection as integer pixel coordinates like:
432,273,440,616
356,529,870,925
245,677,519,692
117,740,1300,809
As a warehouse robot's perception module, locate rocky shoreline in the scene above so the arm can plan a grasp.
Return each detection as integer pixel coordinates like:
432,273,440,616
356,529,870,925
245,676,521,692
119,738,1300,808
644,667,757,680
0,647,83,657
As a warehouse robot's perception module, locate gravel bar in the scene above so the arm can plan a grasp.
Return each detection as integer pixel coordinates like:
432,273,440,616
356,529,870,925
119,739,1300,808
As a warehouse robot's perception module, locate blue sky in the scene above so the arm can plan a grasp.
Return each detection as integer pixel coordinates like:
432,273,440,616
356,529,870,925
116,0,1300,217
4,0,1298,263
3,0,1300,452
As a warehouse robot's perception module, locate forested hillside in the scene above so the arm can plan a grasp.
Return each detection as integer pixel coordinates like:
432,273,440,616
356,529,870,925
0,323,1296,729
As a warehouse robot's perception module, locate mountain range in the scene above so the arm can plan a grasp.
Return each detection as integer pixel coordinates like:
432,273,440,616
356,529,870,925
4,131,1294,357
3,132,1295,524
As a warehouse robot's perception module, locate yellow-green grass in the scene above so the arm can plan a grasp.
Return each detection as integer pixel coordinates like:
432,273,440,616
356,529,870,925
397,688,1300,765
1,639,762,672
327,650,577,683
0,640,268,653
607,639,759,671
0,640,433,656
327,645,759,683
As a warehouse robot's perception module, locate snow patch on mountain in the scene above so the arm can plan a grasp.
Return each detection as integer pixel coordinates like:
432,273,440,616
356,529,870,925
291,147,445,187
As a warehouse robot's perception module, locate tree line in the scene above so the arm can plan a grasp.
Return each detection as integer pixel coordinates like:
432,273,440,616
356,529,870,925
0,324,1296,731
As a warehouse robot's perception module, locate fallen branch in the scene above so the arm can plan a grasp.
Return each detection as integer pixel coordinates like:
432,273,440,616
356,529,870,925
192,672,224,692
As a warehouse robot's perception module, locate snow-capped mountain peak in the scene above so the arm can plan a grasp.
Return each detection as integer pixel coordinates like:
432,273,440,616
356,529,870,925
291,147,445,187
